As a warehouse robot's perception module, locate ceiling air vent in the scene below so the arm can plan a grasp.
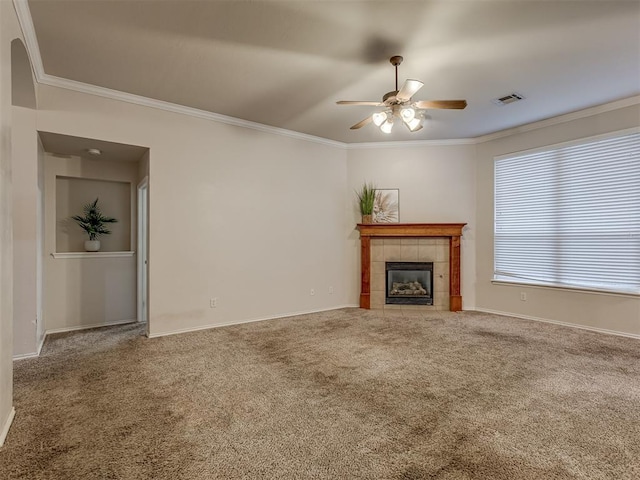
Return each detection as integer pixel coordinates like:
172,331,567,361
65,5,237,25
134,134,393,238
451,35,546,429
492,93,525,106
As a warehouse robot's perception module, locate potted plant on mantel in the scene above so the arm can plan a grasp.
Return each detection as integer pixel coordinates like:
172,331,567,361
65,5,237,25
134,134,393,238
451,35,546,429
356,182,376,224
71,198,118,252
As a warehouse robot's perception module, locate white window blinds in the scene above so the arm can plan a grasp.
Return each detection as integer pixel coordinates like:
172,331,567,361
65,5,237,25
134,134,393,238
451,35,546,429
494,131,640,294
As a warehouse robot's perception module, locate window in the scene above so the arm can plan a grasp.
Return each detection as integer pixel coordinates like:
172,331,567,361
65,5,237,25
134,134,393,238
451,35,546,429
494,130,640,295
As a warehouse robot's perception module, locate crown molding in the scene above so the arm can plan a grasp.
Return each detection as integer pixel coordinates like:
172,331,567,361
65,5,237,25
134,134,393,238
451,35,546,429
39,74,347,149
346,138,476,149
330,93,639,148
474,95,640,144
13,0,44,79
33,73,640,152
39,71,476,149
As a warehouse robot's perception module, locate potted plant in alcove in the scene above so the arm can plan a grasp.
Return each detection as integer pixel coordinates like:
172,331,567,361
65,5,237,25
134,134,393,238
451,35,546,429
356,182,376,224
71,198,118,252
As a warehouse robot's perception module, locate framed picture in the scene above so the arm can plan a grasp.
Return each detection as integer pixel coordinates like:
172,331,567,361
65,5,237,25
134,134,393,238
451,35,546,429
373,189,399,223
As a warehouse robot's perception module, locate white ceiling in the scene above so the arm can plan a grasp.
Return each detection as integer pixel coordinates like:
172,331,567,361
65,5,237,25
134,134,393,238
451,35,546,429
26,0,640,144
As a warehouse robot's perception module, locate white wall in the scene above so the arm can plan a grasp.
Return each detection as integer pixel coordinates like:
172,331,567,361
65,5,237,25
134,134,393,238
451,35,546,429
36,85,351,336
12,106,39,357
44,154,139,331
346,143,478,309
475,104,640,336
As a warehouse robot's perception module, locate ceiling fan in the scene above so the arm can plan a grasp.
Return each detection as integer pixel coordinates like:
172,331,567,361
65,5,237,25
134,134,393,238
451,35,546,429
337,56,467,133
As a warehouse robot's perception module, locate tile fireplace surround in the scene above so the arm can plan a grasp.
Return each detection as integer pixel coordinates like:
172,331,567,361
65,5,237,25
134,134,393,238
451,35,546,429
356,223,466,312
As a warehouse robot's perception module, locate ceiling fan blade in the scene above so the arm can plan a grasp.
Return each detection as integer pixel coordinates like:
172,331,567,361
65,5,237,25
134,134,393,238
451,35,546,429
415,100,468,110
396,79,424,102
337,100,384,106
350,116,373,130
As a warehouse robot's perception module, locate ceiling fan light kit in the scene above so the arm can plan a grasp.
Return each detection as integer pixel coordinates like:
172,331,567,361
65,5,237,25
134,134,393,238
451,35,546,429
337,56,467,134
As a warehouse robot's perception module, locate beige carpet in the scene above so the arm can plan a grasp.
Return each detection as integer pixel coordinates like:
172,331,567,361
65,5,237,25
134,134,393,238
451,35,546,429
1,309,639,479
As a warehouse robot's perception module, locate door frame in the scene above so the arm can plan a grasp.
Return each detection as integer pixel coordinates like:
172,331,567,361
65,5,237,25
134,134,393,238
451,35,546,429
137,176,149,335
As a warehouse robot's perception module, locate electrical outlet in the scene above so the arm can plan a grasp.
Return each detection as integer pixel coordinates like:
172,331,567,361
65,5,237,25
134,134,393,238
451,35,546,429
520,292,527,301
210,297,217,308
328,286,334,294
310,289,315,296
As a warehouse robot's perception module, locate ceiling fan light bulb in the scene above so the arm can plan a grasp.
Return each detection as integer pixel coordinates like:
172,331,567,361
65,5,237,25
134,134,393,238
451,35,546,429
372,111,387,126
400,107,416,123
407,117,422,131
380,120,393,134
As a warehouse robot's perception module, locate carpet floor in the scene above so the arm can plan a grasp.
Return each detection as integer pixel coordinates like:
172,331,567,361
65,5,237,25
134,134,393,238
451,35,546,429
0,309,639,479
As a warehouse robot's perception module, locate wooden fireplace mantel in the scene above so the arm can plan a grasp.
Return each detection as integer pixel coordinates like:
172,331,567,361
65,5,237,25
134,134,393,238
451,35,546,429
356,223,466,311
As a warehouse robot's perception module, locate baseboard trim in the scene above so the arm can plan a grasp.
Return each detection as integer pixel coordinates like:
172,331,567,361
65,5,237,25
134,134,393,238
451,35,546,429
474,308,640,340
45,319,138,336
12,352,39,361
148,304,360,338
37,333,46,355
12,332,50,361
0,407,16,447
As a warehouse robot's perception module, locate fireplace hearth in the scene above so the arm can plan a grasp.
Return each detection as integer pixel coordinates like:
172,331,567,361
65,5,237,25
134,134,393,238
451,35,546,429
386,262,433,305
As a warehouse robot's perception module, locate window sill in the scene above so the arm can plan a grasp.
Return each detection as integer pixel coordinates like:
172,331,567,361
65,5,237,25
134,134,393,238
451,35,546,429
491,278,640,298
51,251,135,259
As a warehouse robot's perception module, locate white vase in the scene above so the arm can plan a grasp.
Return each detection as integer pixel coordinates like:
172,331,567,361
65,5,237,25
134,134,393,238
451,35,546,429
84,240,101,252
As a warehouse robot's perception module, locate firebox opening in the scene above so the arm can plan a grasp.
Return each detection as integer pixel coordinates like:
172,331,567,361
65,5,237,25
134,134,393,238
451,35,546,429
385,262,434,305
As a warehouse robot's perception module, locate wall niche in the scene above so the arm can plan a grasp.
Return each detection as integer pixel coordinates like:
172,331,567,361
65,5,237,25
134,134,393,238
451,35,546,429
56,176,131,253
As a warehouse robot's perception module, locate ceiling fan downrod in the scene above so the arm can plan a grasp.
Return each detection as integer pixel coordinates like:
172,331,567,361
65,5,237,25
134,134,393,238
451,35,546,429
390,55,403,92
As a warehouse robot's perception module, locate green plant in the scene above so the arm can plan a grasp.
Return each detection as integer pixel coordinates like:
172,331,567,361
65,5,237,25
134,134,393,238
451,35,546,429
356,182,376,215
71,198,117,241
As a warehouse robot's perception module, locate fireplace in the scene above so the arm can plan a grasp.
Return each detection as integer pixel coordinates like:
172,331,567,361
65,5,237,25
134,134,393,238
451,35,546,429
356,223,466,311
386,262,434,305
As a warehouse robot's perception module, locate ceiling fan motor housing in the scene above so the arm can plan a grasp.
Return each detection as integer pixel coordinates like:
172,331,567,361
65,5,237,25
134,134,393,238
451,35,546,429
383,91,400,104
